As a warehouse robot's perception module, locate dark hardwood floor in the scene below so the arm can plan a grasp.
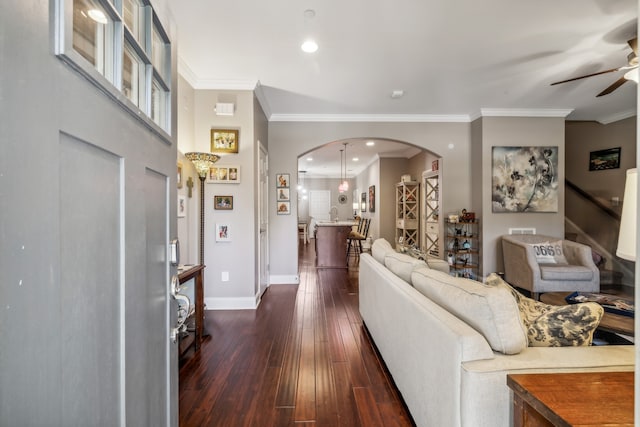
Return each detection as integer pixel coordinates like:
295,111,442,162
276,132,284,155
179,240,415,426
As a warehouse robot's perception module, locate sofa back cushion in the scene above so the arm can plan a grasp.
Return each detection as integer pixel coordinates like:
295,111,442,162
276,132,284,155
371,238,395,264
411,269,527,354
384,252,427,284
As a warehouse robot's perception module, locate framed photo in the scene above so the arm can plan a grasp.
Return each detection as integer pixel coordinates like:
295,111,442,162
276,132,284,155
207,165,240,183
368,185,375,212
177,195,186,217
277,188,290,201
589,147,621,171
276,173,289,188
277,201,291,215
216,224,231,242
177,162,183,188
214,195,233,210
361,192,367,212
210,129,239,154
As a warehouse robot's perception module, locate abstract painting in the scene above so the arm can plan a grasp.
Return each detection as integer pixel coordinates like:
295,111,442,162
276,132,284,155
492,146,559,213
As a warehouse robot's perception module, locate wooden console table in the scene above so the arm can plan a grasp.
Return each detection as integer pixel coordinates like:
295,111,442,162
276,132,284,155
177,264,205,357
507,371,634,426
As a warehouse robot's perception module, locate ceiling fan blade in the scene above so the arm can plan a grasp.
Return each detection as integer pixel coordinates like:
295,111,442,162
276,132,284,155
596,76,628,97
550,67,621,86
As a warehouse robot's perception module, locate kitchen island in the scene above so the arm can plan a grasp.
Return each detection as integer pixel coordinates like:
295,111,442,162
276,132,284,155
315,221,354,268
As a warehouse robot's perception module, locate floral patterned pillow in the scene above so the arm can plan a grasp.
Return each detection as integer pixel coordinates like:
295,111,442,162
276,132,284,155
485,273,603,347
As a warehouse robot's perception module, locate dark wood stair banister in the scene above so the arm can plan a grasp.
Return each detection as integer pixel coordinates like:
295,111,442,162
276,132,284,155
565,179,621,221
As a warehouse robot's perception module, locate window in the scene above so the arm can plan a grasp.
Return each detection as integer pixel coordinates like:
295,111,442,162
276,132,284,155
55,0,171,135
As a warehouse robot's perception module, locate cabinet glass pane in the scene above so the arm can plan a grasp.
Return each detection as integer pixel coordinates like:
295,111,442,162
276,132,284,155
73,0,114,78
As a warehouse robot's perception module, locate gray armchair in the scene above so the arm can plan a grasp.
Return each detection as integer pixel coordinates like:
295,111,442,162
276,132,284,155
501,234,600,300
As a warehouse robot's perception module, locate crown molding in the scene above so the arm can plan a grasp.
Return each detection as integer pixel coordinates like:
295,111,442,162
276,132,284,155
268,113,471,123
596,109,637,125
479,108,574,118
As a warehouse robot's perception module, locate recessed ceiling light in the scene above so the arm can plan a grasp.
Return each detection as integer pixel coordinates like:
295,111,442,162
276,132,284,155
352,157,359,162
391,90,404,99
306,157,313,161
301,40,318,53
366,141,375,146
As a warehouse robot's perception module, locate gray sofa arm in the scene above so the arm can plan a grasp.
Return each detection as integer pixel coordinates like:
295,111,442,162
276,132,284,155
501,238,540,291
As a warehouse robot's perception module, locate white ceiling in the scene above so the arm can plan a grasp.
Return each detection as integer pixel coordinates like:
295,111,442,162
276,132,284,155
168,0,637,177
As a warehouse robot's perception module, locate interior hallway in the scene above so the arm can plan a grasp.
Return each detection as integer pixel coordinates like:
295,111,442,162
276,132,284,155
178,241,414,426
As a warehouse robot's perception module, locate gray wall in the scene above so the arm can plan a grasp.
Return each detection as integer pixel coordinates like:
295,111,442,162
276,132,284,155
177,88,263,309
268,121,472,280
478,116,566,276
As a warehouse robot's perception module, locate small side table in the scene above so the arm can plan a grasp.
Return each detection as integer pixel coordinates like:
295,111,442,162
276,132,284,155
507,371,634,426
177,264,205,357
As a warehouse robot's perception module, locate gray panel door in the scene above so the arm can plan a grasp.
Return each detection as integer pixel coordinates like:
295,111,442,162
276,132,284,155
0,2,178,425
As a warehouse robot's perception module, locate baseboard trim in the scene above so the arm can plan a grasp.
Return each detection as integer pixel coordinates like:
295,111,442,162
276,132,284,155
270,274,300,285
204,297,257,310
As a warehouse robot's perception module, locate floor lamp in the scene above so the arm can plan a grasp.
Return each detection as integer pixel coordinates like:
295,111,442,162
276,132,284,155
617,168,637,262
185,152,220,265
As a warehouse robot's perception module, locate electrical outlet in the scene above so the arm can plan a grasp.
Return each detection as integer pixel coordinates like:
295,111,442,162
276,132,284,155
221,271,229,282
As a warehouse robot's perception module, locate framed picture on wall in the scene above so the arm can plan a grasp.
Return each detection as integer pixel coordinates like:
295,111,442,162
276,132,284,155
177,162,183,188
276,173,289,188
277,201,291,215
368,185,375,212
589,147,621,171
210,129,239,154
216,224,231,242
177,195,186,217
207,166,240,183
214,195,233,210
277,188,290,201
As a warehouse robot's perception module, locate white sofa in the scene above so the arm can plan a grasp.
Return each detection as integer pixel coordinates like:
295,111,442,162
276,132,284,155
359,239,634,427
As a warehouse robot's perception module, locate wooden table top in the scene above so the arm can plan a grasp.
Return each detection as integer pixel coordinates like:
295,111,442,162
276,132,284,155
540,292,634,337
507,371,634,426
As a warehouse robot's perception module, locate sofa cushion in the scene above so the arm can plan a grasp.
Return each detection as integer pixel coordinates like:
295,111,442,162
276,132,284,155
411,269,527,354
371,238,395,264
384,252,427,284
539,264,594,281
528,240,568,264
485,273,603,347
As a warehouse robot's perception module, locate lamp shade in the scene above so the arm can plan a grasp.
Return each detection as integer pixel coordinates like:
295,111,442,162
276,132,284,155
616,168,637,261
185,152,220,178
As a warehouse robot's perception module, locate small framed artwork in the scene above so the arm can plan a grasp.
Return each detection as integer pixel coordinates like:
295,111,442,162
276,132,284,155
177,195,186,217
210,129,239,154
361,192,367,212
277,201,291,215
177,162,183,188
207,166,240,183
589,147,621,171
216,224,231,242
277,188,290,201
368,185,376,212
214,195,233,210
276,173,289,188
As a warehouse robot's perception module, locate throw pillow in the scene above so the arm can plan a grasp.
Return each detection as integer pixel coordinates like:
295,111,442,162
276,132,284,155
528,240,568,264
384,252,427,285
485,273,603,347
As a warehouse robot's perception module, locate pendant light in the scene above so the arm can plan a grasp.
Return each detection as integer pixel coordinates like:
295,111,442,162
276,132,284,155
341,142,349,192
